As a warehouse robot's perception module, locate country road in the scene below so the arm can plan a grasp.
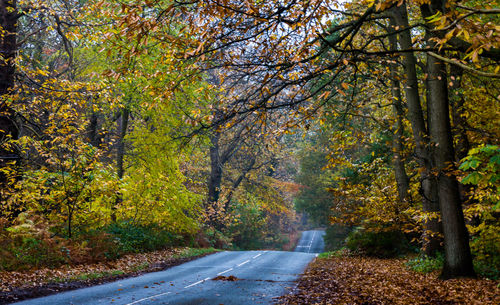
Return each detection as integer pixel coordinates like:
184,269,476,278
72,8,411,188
294,230,325,253
12,230,324,305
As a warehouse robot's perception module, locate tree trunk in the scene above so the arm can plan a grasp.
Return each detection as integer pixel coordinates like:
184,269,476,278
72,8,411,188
392,2,441,256
448,65,470,161
0,0,19,211
116,107,129,179
207,131,224,229
208,132,222,205
421,0,475,278
113,107,129,222
426,52,475,278
387,17,410,203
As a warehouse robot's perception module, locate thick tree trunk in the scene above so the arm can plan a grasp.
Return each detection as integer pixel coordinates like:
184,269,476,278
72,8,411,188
0,1,16,95
392,2,441,256
421,0,475,278
426,52,475,278
0,0,19,207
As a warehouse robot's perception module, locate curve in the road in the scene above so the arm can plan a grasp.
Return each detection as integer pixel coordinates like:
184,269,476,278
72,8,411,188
12,250,316,305
11,230,326,305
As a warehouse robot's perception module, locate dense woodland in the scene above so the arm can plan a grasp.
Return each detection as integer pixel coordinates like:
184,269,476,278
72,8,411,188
0,0,498,282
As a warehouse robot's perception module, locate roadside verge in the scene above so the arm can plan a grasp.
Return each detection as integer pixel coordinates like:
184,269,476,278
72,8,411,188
0,247,217,304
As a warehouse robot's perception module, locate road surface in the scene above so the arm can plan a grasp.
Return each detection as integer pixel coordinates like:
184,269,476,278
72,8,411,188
294,230,325,253
12,230,324,305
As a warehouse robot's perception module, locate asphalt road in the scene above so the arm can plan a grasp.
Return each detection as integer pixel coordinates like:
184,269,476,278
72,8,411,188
12,230,325,305
294,230,326,253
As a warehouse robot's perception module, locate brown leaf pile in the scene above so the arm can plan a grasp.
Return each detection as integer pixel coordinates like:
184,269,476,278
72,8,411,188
277,256,500,305
212,275,239,281
0,247,190,292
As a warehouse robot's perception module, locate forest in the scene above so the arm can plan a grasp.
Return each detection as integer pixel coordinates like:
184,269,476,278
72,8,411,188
0,0,498,291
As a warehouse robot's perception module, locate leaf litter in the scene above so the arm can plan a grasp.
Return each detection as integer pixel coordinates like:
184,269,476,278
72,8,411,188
276,256,499,305
0,247,214,304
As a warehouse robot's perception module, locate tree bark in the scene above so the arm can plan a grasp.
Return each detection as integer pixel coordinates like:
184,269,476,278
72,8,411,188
426,52,475,278
392,2,441,256
387,17,410,203
448,65,470,161
421,0,475,278
208,131,223,206
112,107,129,222
0,0,19,208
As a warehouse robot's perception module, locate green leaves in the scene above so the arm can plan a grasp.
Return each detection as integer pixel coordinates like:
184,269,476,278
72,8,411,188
459,145,500,186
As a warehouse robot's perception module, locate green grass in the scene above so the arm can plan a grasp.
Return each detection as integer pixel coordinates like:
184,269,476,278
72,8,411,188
51,270,126,283
131,262,150,272
71,270,126,281
318,248,349,259
173,247,219,259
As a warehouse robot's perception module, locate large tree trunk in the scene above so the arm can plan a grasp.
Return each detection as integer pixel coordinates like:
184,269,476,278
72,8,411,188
392,2,441,256
426,52,475,278
0,0,19,206
421,0,475,279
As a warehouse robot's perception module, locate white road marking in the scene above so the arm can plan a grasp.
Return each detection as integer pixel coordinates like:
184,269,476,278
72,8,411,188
124,250,274,304
217,268,233,275
124,291,172,305
184,277,210,289
237,260,250,267
308,231,317,253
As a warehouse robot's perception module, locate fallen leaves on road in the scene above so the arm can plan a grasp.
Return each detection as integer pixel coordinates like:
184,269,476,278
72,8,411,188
276,256,499,305
212,275,239,281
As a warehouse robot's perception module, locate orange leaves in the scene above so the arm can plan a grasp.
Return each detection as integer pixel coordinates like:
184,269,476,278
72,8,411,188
278,256,500,305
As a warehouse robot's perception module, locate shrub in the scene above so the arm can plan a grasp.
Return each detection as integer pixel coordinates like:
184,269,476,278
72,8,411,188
324,224,351,251
345,227,412,258
104,222,181,253
0,214,69,270
406,253,444,273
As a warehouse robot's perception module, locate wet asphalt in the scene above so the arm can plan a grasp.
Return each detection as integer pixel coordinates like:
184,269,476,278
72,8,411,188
12,230,324,305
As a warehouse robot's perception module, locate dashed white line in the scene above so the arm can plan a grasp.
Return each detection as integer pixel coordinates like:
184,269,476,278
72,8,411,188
126,251,269,304
184,277,210,289
308,231,317,253
237,260,250,267
124,291,172,305
217,268,233,275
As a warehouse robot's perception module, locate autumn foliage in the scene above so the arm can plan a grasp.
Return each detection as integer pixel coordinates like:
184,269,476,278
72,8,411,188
277,254,500,305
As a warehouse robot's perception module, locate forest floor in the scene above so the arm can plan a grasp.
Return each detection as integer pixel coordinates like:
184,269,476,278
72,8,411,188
0,247,217,304
276,254,500,305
